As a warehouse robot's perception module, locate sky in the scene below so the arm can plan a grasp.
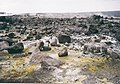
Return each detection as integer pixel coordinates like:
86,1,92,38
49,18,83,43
0,0,120,13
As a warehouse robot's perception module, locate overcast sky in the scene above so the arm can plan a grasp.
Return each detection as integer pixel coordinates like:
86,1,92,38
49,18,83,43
0,0,120,13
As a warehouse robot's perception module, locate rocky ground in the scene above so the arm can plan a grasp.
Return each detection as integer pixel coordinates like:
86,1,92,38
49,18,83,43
0,14,120,83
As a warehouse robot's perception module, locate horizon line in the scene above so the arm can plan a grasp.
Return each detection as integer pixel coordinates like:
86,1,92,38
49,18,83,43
1,10,120,14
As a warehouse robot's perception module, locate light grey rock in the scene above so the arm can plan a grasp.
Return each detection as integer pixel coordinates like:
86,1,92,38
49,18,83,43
0,41,9,50
58,47,68,57
83,43,107,54
109,50,120,59
41,56,63,68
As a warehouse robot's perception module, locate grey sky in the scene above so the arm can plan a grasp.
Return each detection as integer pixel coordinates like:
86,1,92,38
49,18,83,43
0,0,120,13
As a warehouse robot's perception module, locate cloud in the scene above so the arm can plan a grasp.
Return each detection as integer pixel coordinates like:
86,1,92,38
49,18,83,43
0,0,119,13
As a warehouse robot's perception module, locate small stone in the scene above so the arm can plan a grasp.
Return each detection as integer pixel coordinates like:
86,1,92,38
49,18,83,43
58,47,68,57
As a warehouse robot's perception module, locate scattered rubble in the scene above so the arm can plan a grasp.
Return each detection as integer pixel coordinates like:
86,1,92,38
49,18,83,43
0,14,120,83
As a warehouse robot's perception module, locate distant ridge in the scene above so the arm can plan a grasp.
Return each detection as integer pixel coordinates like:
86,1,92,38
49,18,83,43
100,11,120,17
35,11,120,18
0,11,120,18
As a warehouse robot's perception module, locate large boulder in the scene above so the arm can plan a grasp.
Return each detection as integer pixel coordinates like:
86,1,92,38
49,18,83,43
38,40,51,51
29,52,45,64
2,42,24,54
58,34,71,43
83,43,107,54
41,56,63,68
30,52,62,68
43,46,51,51
58,47,68,57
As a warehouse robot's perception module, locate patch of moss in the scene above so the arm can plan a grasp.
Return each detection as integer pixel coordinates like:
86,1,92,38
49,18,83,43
1,56,32,78
0,52,13,56
88,65,97,72
21,64,36,73
23,48,29,53
4,64,37,78
60,56,71,60
80,57,107,63
15,59,24,66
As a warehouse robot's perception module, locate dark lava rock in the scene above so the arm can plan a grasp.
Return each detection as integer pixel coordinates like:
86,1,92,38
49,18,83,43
26,35,33,41
42,46,51,51
58,47,68,57
85,25,99,35
2,42,24,54
20,29,26,34
38,41,44,51
58,34,71,43
8,32,15,38
35,32,41,40
94,39,101,43
38,41,51,51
